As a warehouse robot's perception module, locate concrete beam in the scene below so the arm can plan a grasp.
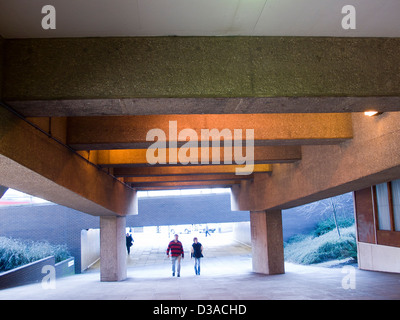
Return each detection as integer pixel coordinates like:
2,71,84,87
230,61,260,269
3,37,400,104
25,117,68,144
0,105,137,216
96,146,301,167
124,174,253,184
232,112,400,211
137,186,233,191
66,114,352,150
130,180,241,189
7,96,400,117
0,36,4,99
114,164,272,177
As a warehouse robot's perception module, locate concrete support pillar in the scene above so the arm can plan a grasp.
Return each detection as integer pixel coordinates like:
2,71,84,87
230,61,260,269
100,216,127,282
250,210,285,275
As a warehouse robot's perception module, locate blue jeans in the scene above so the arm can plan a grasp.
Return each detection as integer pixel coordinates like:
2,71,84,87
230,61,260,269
194,258,201,275
171,255,182,275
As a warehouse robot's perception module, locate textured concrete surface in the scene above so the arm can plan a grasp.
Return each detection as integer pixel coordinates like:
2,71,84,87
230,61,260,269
1,233,400,300
8,96,400,117
100,216,127,281
0,35,3,99
66,113,352,150
3,37,400,101
250,211,284,275
232,111,400,211
0,106,137,217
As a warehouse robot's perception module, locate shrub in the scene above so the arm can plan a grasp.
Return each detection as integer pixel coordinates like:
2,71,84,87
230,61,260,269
0,237,70,272
284,225,357,265
313,216,355,237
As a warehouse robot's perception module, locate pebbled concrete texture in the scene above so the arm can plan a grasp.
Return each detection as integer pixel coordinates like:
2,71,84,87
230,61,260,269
7,96,400,117
0,35,3,99
1,233,400,300
3,37,400,101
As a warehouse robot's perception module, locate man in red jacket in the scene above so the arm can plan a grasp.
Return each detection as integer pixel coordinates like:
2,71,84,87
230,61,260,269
166,234,184,277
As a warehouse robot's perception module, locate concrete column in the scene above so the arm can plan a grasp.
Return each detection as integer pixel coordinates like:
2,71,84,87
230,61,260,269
100,216,127,281
250,210,285,275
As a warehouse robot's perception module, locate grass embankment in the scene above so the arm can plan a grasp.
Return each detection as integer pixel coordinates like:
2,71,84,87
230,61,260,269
284,217,357,265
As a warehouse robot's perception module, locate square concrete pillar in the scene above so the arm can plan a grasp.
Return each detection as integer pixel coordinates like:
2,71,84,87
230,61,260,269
250,210,285,275
100,216,127,281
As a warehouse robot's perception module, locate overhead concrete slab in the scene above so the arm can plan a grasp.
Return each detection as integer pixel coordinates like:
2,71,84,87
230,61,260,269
3,38,400,103
7,96,400,117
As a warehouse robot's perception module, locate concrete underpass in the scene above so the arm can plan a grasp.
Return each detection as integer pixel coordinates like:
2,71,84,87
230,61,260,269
2,231,400,300
1,1,400,301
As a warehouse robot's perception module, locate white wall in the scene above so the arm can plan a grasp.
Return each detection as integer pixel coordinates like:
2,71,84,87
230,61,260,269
358,242,400,273
232,221,251,246
81,229,100,272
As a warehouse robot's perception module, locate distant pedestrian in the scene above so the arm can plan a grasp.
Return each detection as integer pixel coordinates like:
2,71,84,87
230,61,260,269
166,234,184,277
205,225,211,237
191,237,203,275
126,233,134,255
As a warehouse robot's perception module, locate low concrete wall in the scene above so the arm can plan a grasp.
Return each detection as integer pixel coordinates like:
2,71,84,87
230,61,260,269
55,257,75,278
0,256,54,290
0,256,75,290
358,242,400,273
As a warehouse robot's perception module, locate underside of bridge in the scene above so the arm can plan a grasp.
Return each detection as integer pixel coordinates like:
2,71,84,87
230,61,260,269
1,1,400,282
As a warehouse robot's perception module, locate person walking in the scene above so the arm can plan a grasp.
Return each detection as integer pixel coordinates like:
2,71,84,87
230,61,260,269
191,237,203,275
126,232,134,255
166,234,184,277
205,225,211,237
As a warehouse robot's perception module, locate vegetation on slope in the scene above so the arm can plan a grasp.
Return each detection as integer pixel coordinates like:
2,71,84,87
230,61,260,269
284,217,357,265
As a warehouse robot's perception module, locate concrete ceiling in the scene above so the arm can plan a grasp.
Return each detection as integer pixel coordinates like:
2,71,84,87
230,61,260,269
1,0,400,39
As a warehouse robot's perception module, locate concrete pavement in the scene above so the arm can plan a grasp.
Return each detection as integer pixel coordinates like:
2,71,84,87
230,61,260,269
1,232,400,300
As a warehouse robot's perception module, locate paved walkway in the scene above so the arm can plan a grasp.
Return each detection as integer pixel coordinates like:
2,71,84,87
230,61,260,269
88,232,251,273
1,232,400,300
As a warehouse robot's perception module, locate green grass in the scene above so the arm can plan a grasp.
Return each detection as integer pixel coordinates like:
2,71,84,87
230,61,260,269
284,220,357,265
0,237,70,272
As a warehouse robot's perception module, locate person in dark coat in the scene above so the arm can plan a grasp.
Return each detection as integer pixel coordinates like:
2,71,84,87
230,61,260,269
191,237,203,275
126,233,134,254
